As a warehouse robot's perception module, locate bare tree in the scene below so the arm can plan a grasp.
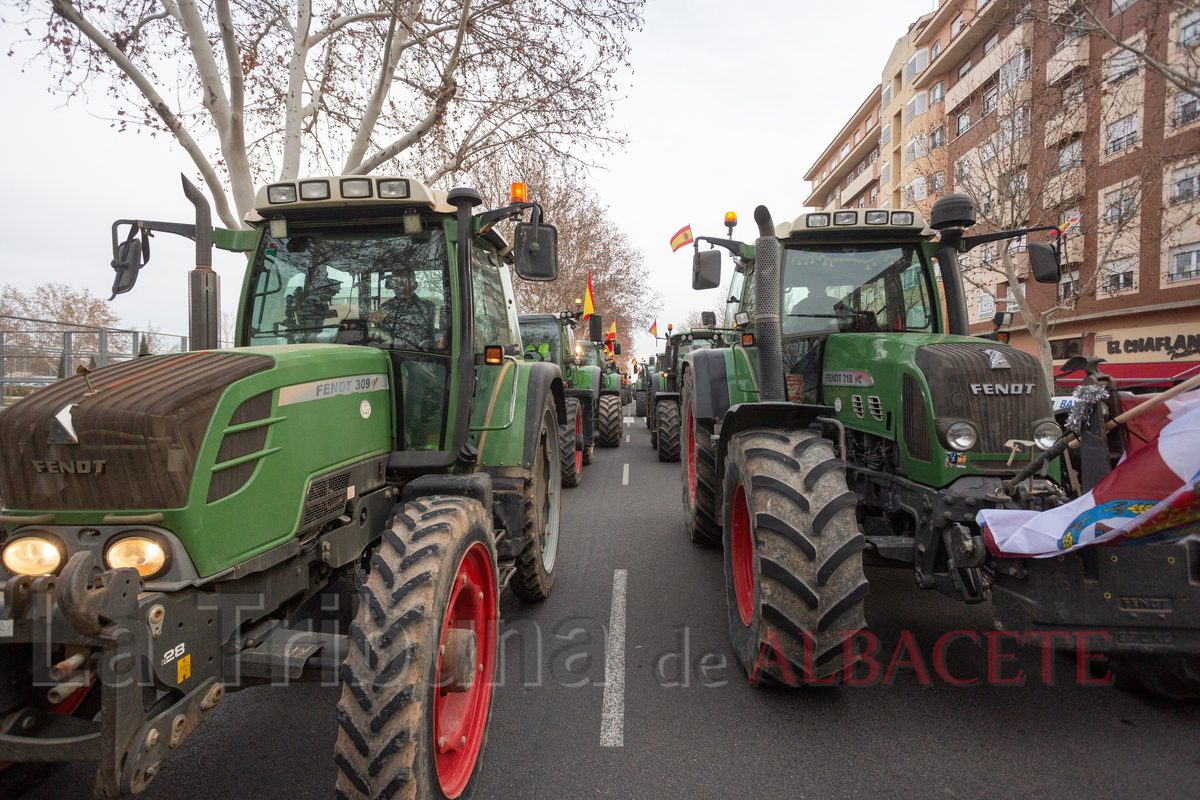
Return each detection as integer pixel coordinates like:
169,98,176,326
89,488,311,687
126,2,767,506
6,0,643,229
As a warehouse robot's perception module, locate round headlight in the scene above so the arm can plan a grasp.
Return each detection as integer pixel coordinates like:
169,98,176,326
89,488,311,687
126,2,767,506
105,537,167,577
1034,421,1063,450
946,422,978,451
2,537,64,576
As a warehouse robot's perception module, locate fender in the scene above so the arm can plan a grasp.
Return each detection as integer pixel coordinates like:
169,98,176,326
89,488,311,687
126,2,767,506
682,349,730,421
714,401,834,499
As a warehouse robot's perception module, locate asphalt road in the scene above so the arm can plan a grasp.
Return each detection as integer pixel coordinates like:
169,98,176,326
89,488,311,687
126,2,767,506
28,404,1200,799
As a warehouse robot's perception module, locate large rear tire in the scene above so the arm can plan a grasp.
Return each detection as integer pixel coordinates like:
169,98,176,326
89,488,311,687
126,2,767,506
722,428,868,686
510,394,561,601
597,395,623,447
634,391,648,418
560,398,583,488
1107,653,1200,700
680,371,720,546
655,399,680,462
335,496,498,800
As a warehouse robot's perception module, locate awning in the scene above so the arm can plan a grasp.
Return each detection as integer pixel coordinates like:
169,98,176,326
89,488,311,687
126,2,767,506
1055,361,1200,386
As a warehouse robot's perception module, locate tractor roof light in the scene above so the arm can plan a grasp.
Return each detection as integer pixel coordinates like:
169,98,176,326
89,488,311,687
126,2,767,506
2,535,65,577
267,184,297,204
865,211,889,225
833,211,857,226
378,179,411,199
340,178,372,198
510,183,528,203
806,213,830,228
299,180,331,201
891,211,915,226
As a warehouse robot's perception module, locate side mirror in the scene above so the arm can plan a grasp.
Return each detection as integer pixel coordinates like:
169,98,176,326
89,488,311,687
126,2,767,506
1028,242,1061,283
700,310,716,327
513,222,558,281
589,315,603,343
109,235,146,298
613,343,621,355
692,249,721,290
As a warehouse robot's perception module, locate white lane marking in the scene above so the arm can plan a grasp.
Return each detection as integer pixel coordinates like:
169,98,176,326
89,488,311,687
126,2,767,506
601,569,627,748
625,434,630,443
622,464,629,485
624,416,634,423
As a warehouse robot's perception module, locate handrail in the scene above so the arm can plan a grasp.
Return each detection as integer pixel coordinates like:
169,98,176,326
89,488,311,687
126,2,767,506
469,355,521,432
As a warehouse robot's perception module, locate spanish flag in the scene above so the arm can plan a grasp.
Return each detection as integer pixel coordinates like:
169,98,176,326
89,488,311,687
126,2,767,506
582,270,595,320
605,320,616,343
648,320,657,337
670,225,694,253
1056,215,1081,237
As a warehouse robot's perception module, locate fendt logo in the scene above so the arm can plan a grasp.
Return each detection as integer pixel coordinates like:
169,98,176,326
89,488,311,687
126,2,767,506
969,383,1037,396
32,460,108,475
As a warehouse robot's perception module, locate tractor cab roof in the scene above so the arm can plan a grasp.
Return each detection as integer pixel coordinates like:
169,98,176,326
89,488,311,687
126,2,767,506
249,175,455,219
775,208,932,239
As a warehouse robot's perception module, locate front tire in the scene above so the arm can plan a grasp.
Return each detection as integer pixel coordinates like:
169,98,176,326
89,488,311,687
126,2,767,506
722,428,868,685
560,397,583,488
635,391,648,418
655,399,680,462
510,394,561,601
681,371,720,546
335,497,499,800
1107,653,1200,700
597,395,623,447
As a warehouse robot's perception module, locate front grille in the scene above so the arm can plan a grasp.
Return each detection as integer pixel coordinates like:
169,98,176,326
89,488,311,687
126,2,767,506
852,395,865,418
207,392,274,503
300,470,352,531
915,343,1048,453
903,373,932,462
868,396,884,422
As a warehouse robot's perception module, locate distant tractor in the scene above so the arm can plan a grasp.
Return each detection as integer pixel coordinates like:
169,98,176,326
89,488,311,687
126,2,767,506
0,176,567,797
648,317,731,464
519,312,595,485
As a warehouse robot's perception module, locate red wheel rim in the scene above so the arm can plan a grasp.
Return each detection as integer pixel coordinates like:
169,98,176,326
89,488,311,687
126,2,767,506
574,409,583,474
730,482,754,627
686,406,697,508
433,543,497,798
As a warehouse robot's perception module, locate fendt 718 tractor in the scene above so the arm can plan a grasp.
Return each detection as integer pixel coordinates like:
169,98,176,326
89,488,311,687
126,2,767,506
0,175,569,798
681,196,1200,692
519,312,596,486
648,319,730,463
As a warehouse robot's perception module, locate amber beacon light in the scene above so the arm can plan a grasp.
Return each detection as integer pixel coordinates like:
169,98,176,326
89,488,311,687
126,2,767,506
510,183,528,203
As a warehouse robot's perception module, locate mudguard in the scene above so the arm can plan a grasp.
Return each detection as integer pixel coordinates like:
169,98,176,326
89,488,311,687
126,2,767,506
682,349,730,421
713,401,834,498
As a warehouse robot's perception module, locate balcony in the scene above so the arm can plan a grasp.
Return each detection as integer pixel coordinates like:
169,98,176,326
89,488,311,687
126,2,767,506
1046,36,1087,86
1169,267,1200,282
845,162,880,203
1043,165,1085,204
1105,132,1137,156
1045,104,1087,148
945,24,1030,112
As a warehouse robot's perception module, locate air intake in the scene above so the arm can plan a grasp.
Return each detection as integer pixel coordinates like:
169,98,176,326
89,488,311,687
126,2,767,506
903,373,932,462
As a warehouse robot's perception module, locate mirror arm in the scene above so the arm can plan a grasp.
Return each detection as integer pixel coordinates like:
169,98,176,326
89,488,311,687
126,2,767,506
110,219,198,258
695,236,747,257
477,201,542,232
960,225,1059,252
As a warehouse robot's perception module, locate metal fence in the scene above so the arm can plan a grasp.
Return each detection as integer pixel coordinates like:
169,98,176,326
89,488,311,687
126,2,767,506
1,316,189,406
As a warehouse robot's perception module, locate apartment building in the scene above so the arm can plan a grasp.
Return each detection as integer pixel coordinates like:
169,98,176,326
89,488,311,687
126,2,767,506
806,0,1200,388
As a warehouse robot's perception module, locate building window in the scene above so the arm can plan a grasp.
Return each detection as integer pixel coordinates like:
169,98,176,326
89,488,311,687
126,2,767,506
905,48,930,83
1174,163,1200,202
930,81,945,105
1006,171,1027,195
957,110,971,137
980,141,997,167
882,84,892,108
1058,270,1080,301
880,122,891,147
932,40,942,60
870,187,878,204
854,130,862,145
867,113,875,130
1171,242,1200,281
1061,206,1081,228
1106,114,1137,154
880,161,891,185
929,126,946,149
859,198,866,208
981,242,997,266
951,13,964,39
1064,81,1085,107
1102,257,1136,293
931,171,945,192
1050,337,1084,359
983,86,998,117
1105,186,1137,224
999,49,1031,94
903,135,927,166
870,148,879,164
880,199,891,209
1111,0,1135,17
979,294,996,318
904,176,927,205
841,143,850,160
1176,91,1200,126
1107,48,1138,85
904,92,928,125
1011,234,1027,253
1058,139,1082,172
958,60,972,81
984,33,999,55
1182,9,1200,47
955,158,970,182
822,168,827,180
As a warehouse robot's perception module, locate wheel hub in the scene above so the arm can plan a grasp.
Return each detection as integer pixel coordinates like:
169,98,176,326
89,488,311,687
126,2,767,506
440,629,477,693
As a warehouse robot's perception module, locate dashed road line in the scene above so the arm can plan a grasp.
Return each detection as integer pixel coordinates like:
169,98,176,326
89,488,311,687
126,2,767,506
622,464,629,485
600,569,627,748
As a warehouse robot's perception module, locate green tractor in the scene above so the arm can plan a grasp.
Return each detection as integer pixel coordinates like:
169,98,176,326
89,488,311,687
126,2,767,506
633,358,654,418
518,312,600,486
647,318,731,464
678,197,1084,682
0,175,569,797
577,336,625,449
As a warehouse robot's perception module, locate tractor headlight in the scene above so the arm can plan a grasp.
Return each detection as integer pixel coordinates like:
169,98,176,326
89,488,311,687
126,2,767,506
3,535,64,576
105,536,168,578
1034,421,1063,450
946,422,977,451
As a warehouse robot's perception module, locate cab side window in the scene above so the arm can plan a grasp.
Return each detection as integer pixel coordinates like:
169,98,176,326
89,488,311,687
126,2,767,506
472,242,513,351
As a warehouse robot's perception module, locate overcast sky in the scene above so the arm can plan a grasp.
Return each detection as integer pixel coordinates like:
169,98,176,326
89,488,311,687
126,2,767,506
0,0,931,357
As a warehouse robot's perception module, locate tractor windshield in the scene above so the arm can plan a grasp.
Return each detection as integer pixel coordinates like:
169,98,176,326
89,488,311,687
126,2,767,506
519,318,562,364
781,243,935,337
244,226,451,351
577,341,603,367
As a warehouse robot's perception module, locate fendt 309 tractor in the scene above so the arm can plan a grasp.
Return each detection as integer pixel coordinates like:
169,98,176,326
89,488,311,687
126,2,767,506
0,175,568,798
679,197,1071,681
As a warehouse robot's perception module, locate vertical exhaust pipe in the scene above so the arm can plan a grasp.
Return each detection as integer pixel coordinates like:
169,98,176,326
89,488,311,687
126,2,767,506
752,205,784,402
182,175,219,351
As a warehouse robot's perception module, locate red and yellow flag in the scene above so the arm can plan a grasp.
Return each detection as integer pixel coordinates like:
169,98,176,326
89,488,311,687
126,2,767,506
605,320,616,343
582,270,595,320
669,225,694,253
648,320,658,338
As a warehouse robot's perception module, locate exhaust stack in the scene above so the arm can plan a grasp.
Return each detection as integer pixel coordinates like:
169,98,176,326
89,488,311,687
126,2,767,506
752,205,784,402
182,175,219,351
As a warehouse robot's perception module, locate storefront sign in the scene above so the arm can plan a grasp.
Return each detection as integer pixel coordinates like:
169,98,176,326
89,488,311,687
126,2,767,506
1097,323,1200,364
